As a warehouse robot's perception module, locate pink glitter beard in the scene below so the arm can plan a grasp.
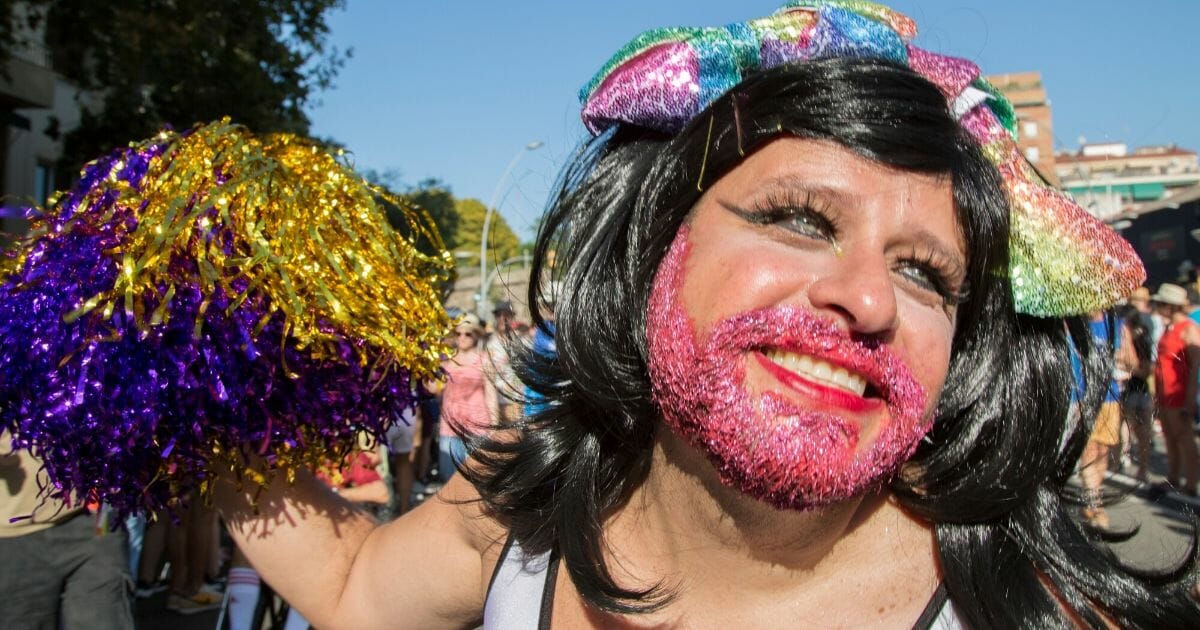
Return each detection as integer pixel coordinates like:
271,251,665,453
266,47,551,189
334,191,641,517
646,227,932,510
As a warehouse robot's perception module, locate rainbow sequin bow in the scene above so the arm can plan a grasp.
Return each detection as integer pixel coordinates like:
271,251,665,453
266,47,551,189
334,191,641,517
580,0,1145,317
0,119,453,516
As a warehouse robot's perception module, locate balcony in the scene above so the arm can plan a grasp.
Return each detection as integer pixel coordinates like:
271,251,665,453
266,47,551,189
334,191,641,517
0,42,54,109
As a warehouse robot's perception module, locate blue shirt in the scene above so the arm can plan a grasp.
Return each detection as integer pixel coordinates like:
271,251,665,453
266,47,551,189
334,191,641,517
524,321,556,417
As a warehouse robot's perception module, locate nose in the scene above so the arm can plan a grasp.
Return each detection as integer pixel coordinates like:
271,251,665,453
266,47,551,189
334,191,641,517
806,250,899,337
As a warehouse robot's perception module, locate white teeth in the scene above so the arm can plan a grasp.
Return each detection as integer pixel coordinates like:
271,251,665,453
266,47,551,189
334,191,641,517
812,361,832,383
764,350,869,397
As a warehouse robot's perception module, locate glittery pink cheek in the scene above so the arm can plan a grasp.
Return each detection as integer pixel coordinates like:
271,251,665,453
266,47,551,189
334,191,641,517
646,226,932,510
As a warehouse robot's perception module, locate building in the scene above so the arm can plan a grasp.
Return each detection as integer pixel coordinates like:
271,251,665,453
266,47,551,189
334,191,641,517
1,5,86,236
986,71,1058,186
1113,184,1200,288
1055,143,1200,222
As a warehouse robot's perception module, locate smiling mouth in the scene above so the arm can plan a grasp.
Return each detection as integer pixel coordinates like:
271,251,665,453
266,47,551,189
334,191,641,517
761,349,871,397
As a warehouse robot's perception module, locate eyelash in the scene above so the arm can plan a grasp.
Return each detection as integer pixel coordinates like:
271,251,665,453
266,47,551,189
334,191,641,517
897,247,970,306
725,191,969,307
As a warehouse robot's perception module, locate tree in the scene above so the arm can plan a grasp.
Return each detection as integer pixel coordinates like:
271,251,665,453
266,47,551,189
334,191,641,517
400,178,459,259
0,1,43,79
453,198,521,268
30,0,349,183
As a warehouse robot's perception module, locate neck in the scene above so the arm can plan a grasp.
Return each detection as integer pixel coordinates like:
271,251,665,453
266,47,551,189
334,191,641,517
606,427,930,595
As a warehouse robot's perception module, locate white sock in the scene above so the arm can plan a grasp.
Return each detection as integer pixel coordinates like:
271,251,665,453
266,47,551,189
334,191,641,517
226,567,261,630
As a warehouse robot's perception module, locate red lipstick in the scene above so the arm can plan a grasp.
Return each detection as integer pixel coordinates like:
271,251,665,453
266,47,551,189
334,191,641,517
751,351,880,413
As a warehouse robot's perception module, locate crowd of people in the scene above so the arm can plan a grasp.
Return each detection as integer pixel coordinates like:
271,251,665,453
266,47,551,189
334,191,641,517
1075,282,1200,533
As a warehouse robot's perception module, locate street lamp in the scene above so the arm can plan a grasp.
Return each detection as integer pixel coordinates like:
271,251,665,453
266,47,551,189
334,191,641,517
479,140,542,318
480,254,533,319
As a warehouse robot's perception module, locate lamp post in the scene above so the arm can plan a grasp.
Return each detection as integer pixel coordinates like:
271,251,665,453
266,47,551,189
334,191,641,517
480,254,533,320
479,140,542,318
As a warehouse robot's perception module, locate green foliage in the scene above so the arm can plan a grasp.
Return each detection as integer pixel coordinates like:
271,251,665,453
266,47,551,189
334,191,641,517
30,0,349,183
453,197,520,268
357,174,520,270
400,178,459,258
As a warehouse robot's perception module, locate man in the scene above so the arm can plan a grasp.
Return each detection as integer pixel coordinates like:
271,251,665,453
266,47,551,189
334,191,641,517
1152,283,1200,495
1079,310,1135,529
1130,286,1162,358
0,431,133,629
485,300,522,424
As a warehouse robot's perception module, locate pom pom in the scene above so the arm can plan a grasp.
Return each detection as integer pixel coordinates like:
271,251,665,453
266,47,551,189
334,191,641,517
0,119,453,516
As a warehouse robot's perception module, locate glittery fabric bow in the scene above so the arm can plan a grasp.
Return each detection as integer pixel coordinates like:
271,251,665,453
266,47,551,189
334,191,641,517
580,0,1145,317
0,119,453,516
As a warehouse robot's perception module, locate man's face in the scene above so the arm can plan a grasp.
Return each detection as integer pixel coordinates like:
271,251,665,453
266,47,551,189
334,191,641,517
494,311,513,334
645,139,962,511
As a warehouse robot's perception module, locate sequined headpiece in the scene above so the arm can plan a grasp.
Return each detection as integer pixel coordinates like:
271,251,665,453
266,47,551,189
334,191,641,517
579,0,1144,317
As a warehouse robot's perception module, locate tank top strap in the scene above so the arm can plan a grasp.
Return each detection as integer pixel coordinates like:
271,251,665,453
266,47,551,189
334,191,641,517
483,535,558,629
912,583,966,630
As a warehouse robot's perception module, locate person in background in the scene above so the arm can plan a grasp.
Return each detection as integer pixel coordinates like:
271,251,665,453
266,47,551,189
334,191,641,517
438,313,498,482
1078,310,1135,530
1153,283,1200,495
523,287,559,419
515,321,532,343
1129,286,1161,356
133,514,168,598
318,436,393,517
485,300,523,424
1117,303,1155,481
0,431,133,629
163,496,222,614
386,406,421,516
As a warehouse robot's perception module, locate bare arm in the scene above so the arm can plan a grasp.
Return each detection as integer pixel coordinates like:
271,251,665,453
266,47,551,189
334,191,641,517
1184,324,1200,414
1116,323,1138,375
336,479,391,505
217,468,504,629
485,375,501,426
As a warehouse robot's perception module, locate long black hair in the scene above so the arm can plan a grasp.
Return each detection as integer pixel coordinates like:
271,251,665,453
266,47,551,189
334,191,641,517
464,57,1199,626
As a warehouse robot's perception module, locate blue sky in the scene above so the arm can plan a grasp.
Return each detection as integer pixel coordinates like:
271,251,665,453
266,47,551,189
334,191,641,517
307,1,1200,240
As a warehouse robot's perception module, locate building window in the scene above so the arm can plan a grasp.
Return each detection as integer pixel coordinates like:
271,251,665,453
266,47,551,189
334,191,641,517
1025,147,1040,163
1023,121,1038,138
34,162,55,205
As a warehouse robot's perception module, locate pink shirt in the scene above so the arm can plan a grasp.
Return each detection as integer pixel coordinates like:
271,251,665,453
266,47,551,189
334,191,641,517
440,351,491,437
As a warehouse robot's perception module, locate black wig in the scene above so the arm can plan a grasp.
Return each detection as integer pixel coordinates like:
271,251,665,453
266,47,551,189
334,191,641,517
464,57,1199,627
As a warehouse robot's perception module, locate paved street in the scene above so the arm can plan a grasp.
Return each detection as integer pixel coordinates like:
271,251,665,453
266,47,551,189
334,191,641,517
1088,434,1198,577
